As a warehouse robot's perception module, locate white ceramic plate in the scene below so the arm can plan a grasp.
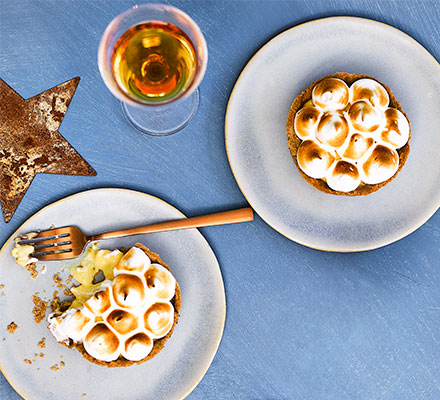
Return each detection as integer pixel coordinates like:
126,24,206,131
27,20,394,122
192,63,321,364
0,189,226,400
226,16,440,252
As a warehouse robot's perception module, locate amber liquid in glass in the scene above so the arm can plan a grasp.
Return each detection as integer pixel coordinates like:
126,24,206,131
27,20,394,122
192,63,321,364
111,21,197,103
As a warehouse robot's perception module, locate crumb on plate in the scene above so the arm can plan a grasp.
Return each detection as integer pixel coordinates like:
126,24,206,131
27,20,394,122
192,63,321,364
32,293,48,324
38,337,46,348
7,322,18,333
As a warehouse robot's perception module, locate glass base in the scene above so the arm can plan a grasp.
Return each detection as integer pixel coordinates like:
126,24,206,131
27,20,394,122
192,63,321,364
121,89,199,136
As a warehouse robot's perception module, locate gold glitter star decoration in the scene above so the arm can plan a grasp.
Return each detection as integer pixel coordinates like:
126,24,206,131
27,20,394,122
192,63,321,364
0,77,96,222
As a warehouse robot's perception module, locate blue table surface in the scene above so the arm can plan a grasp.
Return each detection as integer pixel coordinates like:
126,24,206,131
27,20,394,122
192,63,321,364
1,0,439,399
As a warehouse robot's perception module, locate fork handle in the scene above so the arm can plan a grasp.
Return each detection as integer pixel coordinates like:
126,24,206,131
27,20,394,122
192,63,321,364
88,207,254,241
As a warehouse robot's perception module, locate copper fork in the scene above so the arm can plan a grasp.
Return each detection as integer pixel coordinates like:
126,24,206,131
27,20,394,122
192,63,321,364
17,207,254,261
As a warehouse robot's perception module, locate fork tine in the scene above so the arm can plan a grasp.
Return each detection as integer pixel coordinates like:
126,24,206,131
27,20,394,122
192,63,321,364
37,227,72,237
33,250,74,261
32,236,71,247
32,243,73,253
32,242,84,260
17,227,72,245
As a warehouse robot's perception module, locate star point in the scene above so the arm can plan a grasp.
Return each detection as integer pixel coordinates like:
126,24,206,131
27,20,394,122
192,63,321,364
0,77,96,222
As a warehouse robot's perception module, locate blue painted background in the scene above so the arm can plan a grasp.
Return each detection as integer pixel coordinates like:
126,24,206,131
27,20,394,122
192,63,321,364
1,1,439,399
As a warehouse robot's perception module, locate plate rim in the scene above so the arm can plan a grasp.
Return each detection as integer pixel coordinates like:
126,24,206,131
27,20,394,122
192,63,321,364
225,15,440,253
0,187,226,400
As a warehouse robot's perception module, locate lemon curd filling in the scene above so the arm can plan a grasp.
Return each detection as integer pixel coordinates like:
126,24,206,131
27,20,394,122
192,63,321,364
11,243,36,267
11,232,39,267
69,244,124,309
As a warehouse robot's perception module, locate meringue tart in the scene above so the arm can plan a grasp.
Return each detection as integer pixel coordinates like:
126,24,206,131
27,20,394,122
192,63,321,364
286,73,410,195
47,243,180,367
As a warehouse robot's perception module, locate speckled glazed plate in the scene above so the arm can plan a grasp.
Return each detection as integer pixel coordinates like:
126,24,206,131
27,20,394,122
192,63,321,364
0,189,226,400
225,16,440,252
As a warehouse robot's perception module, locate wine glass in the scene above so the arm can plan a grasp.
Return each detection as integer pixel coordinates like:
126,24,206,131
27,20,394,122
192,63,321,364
98,4,208,136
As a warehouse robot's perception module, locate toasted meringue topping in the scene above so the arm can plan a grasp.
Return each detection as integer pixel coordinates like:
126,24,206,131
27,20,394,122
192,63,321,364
339,133,374,160
312,78,349,110
348,101,382,132
123,333,153,362
106,309,139,335
114,246,151,274
112,274,146,309
144,264,176,301
362,145,399,184
84,323,120,362
297,140,335,179
70,310,93,336
48,245,177,362
350,79,389,108
84,285,112,315
380,108,410,148
327,161,361,192
294,107,322,139
144,302,174,339
48,308,94,343
292,76,409,192
316,112,349,148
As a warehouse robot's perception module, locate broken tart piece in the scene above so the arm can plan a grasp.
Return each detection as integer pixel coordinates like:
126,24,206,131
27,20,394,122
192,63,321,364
47,243,180,367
